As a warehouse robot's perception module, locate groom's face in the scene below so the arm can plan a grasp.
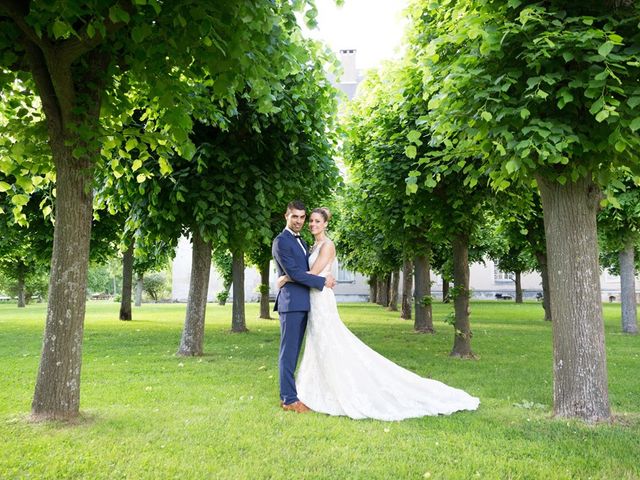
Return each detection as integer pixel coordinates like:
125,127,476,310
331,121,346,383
285,208,306,233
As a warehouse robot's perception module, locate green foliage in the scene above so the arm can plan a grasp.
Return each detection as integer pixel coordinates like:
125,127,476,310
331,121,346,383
409,0,640,187
143,272,169,302
212,248,233,299
0,301,638,478
598,172,640,273
0,269,48,303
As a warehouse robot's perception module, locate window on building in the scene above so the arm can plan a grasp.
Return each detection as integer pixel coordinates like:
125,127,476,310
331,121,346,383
494,266,514,283
337,266,355,283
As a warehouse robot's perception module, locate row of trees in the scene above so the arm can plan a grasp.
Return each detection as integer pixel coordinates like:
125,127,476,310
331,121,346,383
0,1,339,421
336,0,640,423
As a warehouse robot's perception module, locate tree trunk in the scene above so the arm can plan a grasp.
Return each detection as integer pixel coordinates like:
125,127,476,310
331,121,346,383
414,254,434,333
401,259,413,320
259,260,271,320
135,274,143,307
514,271,523,304
231,250,249,332
16,267,26,308
378,275,389,307
119,243,134,321
537,174,610,422
27,22,111,420
619,241,638,334
535,251,552,322
177,230,212,356
442,277,450,303
369,274,378,303
388,269,399,311
31,146,94,420
450,233,474,358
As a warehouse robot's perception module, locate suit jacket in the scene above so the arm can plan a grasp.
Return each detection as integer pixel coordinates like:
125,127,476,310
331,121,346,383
272,229,326,313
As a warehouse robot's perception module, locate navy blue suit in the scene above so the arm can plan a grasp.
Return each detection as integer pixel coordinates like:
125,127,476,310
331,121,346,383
272,229,326,405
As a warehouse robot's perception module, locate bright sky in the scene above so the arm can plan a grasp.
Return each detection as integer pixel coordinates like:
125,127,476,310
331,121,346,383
302,0,410,70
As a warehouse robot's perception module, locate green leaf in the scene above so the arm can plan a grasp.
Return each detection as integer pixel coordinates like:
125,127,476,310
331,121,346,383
132,159,143,171
505,159,519,173
520,108,530,119
480,111,493,121
609,34,623,43
52,20,70,39
630,117,640,132
159,157,173,175
627,97,640,109
589,97,604,115
595,110,609,122
11,194,30,207
598,41,614,58
109,5,131,23
407,130,422,144
0,181,11,192
406,183,418,195
614,140,626,152
125,138,138,152
405,145,417,159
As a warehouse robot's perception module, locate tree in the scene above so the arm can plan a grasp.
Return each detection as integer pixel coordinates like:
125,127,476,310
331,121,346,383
598,173,640,334
408,0,640,421
0,0,323,420
340,64,434,332
0,186,52,307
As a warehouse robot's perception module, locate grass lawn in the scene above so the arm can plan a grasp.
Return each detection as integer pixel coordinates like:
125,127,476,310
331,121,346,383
0,300,639,479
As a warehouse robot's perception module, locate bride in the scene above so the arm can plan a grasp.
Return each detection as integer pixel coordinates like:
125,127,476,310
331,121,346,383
276,207,480,421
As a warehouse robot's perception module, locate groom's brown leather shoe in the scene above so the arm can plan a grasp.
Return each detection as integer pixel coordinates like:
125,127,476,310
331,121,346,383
282,401,311,413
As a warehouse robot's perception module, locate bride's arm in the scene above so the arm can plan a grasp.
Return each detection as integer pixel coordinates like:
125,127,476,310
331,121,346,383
309,241,336,275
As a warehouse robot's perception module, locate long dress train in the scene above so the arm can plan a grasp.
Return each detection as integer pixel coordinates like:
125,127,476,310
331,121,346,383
296,244,480,421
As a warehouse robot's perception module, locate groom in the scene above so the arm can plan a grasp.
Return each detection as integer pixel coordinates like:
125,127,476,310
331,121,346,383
272,200,336,413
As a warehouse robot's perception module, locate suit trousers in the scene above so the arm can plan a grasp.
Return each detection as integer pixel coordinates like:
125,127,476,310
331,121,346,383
278,310,308,405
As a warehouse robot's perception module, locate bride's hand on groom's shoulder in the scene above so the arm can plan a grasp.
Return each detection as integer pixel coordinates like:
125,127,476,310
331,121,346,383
324,274,336,289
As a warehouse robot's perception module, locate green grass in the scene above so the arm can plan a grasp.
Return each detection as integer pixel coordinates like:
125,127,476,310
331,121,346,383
0,301,639,479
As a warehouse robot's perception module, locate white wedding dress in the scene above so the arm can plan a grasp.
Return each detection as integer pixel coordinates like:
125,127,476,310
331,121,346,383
296,244,480,421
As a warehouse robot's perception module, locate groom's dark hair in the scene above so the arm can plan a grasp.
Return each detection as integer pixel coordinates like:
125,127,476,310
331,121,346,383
287,200,306,212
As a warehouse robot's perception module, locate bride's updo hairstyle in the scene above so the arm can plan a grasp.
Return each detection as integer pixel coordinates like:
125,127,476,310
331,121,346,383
312,207,331,223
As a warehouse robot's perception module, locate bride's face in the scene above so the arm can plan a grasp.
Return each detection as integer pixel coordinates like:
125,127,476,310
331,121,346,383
309,212,327,235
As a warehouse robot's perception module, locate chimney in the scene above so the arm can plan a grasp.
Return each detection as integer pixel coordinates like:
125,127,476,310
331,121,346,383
339,49,357,84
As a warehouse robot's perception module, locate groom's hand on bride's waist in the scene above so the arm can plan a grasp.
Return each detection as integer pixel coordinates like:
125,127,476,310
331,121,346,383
324,274,336,289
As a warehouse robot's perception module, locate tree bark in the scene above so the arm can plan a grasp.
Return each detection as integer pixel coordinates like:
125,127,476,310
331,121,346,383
450,233,474,358
388,269,399,311
537,174,610,422
401,259,413,320
135,274,143,307
414,254,434,333
369,274,378,303
514,271,523,304
119,243,134,321
259,260,271,320
177,230,212,356
377,275,389,307
442,277,450,303
30,44,108,420
16,267,26,308
619,241,638,334
231,250,249,332
535,251,552,322
31,144,94,420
